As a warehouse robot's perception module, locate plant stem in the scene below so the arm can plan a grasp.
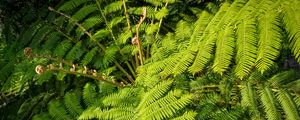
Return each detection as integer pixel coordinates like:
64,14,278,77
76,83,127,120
49,68,122,87
155,2,169,38
122,0,132,33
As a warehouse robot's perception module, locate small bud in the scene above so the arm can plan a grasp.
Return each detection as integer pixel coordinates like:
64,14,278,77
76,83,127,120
24,47,32,58
59,63,63,69
120,82,125,87
35,65,45,74
47,64,54,70
83,66,88,74
92,70,97,76
112,79,116,83
131,35,138,45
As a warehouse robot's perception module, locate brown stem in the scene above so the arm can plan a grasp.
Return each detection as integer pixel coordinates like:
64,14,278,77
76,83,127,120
122,0,132,33
134,7,147,65
49,68,123,87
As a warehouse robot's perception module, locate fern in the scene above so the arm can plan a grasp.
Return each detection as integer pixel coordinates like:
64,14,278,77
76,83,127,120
53,40,73,58
255,9,282,73
65,41,82,62
81,47,98,66
234,13,258,79
259,85,281,120
276,88,300,120
64,91,84,118
58,0,87,12
48,100,72,120
82,83,98,107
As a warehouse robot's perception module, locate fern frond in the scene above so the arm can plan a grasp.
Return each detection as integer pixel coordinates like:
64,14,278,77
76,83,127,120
19,22,42,48
189,11,213,44
276,88,300,120
143,91,193,120
240,82,262,119
53,40,72,57
259,85,281,120
171,111,197,120
137,80,173,111
65,41,82,62
282,1,300,63
109,16,125,28
29,25,53,48
173,49,197,76
81,47,98,66
83,83,97,107
32,113,51,120
103,45,118,68
78,107,101,120
76,16,102,38
255,9,282,73
102,88,138,107
42,32,61,51
72,4,97,21
58,0,87,12
103,1,123,15
212,25,235,75
235,14,258,79
48,100,72,120
64,91,84,118
189,3,231,74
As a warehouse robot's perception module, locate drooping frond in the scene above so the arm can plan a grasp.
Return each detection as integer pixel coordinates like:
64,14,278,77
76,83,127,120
255,9,282,73
240,82,262,119
82,83,98,107
189,11,213,44
64,91,84,118
276,88,300,120
259,85,281,120
48,100,72,120
234,13,258,79
189,3,231,74
282,1,300,63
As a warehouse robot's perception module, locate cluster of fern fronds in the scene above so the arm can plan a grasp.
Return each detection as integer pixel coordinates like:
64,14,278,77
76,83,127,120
1,0,300,120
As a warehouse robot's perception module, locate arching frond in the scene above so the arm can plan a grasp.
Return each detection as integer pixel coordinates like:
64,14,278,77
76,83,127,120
82,83,97,107
276,88,300,120
189,3,231,74
259,85,281,120
282,1,300,63
255,9,282,73
240,82,262,119
48,100,72,120
234,14,258,79
64,91,84,118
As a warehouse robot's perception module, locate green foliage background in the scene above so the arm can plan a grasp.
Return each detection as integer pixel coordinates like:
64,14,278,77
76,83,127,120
0,0,300,120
